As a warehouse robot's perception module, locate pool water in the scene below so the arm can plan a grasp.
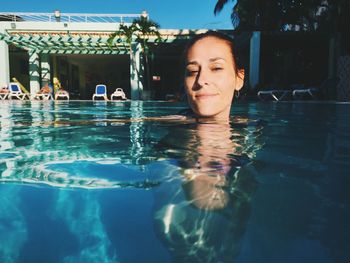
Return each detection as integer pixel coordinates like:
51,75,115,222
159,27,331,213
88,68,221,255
0,101,349,263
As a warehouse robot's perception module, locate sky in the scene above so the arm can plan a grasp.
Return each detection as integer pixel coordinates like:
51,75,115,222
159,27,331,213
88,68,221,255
0,0,235,29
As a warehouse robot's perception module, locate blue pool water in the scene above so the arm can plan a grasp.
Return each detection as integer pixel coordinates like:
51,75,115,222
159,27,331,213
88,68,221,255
0,100,349,263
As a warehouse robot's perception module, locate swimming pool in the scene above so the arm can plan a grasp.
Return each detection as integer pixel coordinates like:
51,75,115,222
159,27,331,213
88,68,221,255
0,100,349,263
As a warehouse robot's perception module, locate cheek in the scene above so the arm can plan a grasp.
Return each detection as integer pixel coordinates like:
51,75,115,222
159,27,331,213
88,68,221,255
184,78,194,95
219,77,235,96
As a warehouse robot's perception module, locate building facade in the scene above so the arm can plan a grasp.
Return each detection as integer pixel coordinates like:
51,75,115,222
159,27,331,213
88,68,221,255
0,12,269,100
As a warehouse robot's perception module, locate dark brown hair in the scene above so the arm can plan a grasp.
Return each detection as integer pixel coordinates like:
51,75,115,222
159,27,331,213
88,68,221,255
183,30,242,75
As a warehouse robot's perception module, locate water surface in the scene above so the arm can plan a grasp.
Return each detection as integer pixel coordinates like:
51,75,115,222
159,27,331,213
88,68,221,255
0,101,349,263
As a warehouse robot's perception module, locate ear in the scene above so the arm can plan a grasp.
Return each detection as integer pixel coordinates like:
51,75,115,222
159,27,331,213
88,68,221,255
235,69,245,91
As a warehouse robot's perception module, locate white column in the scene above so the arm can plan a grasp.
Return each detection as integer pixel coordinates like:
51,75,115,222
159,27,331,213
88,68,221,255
0,40,10,87
40,53,51,82
249,31,261,89
130,43,144,100
29,50,40,94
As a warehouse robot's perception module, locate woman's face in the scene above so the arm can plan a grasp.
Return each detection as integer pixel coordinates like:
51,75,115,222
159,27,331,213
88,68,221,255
184,36,244,122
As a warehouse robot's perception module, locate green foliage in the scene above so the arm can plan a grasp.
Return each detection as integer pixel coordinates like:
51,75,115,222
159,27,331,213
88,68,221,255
108,16,162,90
133,17,162,54
214,0,350,32
107,23,137,47
107,17,161,52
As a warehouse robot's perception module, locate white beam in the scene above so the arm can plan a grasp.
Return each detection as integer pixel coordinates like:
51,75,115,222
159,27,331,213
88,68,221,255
0,40,10,87
29,50,40,93
130,43,143,100
40,53,51,83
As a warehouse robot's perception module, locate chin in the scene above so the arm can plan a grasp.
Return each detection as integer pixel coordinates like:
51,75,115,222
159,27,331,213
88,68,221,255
195,109,218,118
192,104,215,116
197,106,229,118
190,100,229,119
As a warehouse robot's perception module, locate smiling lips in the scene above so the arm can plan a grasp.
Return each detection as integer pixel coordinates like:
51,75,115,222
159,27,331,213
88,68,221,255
195,93,218,100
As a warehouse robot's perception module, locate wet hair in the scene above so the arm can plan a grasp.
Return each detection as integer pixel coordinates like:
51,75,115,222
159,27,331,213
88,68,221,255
183,30,243,75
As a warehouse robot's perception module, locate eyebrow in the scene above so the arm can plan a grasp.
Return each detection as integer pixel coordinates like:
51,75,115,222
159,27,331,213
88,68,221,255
185,61,199,67
209,57,226,62
186,57,226,66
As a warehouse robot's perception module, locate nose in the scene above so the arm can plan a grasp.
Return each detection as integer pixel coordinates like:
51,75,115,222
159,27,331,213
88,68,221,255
195,68,209,89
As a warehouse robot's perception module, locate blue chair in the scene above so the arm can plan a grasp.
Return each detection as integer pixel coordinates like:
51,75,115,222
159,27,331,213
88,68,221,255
8,82,30,100
92,84,108,100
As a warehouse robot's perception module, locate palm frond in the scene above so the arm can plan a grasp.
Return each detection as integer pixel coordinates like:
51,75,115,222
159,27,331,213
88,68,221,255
214,0,230,15
107,32,117,47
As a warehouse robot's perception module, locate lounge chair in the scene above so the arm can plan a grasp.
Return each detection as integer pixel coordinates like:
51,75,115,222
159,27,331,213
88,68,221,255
257,89,292,101
33,93,53,100
8,82,30,100
292,78,339,100
92,84,108,100
111,88,127,100
292,87,319,100
33,84,53,100
55,89,70,100
0,87,9,100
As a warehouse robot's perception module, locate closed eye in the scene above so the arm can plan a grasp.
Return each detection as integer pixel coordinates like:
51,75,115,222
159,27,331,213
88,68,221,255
210,63,224,72
186,68,199,76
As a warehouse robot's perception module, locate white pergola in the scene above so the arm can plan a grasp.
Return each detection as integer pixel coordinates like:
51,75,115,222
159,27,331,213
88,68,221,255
0,12,151,99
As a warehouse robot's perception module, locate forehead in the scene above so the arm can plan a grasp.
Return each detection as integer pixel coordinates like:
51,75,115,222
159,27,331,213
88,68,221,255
186,36,233,61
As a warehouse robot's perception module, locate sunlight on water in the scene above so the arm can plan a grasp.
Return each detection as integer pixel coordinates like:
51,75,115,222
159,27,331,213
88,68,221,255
0,186,27,263
0,101,349,263
54,191,118,263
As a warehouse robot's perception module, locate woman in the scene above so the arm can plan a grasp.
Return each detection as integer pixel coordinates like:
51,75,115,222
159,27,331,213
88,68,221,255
155,31,256,211
150,32,261,262
183,31,245,123
177,31,255,212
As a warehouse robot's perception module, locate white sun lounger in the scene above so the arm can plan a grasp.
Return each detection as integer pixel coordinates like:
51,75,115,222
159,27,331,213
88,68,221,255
55,90,70,100
111,88,127,100
257,90,292,101
292,87,319,99
33,93,53,100
0,89,9,100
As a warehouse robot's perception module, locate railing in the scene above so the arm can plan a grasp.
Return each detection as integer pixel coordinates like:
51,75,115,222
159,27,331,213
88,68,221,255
0,12,147,23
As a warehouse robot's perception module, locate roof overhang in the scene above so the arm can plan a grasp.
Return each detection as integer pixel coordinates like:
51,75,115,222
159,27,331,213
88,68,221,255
0,30,129,55
0,19,211,55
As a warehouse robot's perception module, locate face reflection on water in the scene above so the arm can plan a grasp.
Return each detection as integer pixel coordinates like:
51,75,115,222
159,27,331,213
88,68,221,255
156,120,257,262
179,123,240,210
